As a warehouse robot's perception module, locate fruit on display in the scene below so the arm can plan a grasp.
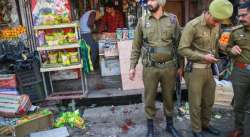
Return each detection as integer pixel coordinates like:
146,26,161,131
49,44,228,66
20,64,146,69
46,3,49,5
0,25,26,39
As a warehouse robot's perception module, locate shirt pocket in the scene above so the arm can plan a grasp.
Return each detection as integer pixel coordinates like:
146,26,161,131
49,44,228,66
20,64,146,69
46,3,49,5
161,25,174,42
145,27,156,41
235,36,249,49
194,33,206,49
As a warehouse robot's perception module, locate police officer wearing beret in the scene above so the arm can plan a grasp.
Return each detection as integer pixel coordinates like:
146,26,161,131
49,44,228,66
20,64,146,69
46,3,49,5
178,0,233,137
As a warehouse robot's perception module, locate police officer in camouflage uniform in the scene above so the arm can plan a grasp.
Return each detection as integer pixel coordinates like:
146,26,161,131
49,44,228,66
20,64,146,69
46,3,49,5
178,0,233,137
129,0,183,137
227,1,250,137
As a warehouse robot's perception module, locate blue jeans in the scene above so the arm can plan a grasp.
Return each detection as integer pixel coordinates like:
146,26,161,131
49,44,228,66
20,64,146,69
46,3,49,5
81,33,98,65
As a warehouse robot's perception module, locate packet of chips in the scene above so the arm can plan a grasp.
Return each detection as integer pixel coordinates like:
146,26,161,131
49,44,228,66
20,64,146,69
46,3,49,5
69,52,79,63
48,52,58,64
61,52,71,65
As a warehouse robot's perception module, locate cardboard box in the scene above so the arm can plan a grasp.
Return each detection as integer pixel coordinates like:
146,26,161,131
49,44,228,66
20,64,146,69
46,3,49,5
215,85,234,106
0,110,53,137
100,57,121,76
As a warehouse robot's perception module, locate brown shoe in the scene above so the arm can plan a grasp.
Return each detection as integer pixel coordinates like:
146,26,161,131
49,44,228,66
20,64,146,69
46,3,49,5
227,129,243,137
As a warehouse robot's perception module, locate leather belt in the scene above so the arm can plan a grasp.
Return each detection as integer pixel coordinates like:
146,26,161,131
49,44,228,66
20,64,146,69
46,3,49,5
193,63,211,68
151,60,176,68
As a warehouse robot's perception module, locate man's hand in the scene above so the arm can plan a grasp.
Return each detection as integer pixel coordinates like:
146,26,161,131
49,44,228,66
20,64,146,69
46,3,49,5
129,69,136,81
231,45,242,55
203,54,218,63
177,68,183,78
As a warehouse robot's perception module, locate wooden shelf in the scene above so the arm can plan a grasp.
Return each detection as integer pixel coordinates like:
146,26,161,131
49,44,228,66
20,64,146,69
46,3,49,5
37,43,79,51
45,91,86,100
33,23,79,30
40,63,82,72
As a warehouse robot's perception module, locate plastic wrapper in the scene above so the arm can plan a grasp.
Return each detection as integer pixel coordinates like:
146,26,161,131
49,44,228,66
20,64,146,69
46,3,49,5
48,52,58,64
61,53,71,65
54,110,85,129
69,52,79,63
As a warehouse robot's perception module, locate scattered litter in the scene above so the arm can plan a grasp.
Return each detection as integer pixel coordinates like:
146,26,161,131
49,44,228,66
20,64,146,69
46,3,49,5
123,108,129,114
90,104,97,108
214,114,222,119
176,116,184,121
59,106,67,112
184,115,190,120
111,105,115,113
177,102,190,119
30,127,69,137
54,110,85,129
29,105,39,112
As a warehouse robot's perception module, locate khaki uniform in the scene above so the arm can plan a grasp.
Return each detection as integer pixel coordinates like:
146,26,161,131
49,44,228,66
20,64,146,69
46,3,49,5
178,14,220,132
130,12,181,119
227,26,250,137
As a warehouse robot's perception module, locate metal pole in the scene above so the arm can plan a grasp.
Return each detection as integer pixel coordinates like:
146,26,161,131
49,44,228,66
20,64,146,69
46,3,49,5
49,72,54,93
41,72,48,97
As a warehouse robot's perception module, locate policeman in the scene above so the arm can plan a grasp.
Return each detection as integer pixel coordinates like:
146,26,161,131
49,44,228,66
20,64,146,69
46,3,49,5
227,1,250,137
178,0,233,137
129,0,183,137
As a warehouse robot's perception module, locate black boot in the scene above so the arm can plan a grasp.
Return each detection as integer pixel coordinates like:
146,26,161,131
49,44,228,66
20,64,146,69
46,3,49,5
192,131,204,137
146,119,155,137
202,125,220,135
166,117,182,137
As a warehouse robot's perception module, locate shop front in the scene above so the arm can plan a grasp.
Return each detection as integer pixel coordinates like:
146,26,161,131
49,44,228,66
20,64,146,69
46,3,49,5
1,0,212,101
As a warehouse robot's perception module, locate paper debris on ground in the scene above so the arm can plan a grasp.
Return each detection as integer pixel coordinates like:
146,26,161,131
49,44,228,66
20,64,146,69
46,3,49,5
30,127,69,137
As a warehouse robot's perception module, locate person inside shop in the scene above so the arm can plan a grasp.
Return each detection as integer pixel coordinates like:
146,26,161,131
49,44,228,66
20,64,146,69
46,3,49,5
99,2,124,32
80,9,99,69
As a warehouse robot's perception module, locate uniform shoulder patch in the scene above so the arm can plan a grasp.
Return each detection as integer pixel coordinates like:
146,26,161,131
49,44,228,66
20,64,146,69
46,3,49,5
190,18,200,26
168,13,177,25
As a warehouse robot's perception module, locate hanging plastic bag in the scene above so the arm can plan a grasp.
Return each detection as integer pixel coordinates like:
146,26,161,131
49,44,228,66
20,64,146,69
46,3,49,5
79,39,93,74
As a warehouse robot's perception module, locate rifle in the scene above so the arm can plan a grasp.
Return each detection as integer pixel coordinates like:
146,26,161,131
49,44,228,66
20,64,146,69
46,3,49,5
171,35,182,113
